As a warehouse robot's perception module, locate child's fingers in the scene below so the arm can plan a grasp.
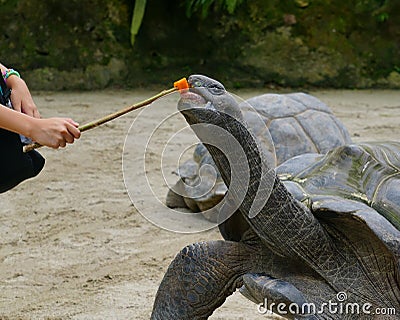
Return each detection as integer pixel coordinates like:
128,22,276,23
65,120,81,139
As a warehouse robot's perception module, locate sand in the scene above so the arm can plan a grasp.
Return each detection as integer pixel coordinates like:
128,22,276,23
0,88,399,319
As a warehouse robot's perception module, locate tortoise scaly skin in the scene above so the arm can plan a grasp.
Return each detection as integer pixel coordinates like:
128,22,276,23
152,75,400,319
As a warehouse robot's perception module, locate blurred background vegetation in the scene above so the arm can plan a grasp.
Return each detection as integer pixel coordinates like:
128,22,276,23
0,0,399,90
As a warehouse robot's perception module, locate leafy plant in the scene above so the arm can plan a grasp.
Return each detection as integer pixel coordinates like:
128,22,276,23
129,0,244,47
184,0,244,18
130,0,147,47
376,12,389,22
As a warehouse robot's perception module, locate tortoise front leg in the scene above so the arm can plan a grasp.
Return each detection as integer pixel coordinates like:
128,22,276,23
151,240,259,320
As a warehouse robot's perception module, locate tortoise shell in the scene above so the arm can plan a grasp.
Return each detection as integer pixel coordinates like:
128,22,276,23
278,141,400,232
241,92,351,164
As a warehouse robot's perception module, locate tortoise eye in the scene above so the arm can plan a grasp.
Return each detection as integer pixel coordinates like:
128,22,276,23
193,80,203,88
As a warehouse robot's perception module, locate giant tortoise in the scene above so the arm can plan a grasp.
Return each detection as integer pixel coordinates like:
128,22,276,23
151,75,400,319
166,89,352,222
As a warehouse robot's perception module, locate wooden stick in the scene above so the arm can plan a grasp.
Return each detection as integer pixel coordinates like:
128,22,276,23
23,87,178,153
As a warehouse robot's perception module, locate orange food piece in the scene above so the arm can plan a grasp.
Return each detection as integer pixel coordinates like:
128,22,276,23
174,78,190,91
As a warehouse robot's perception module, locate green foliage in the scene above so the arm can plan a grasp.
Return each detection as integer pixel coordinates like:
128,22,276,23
130,0,147,47
1,0,399,88
129,0,243,46
355,0,390,22
185,0,213,17
225,0,242,14
184,0,244,18
376,12,389,22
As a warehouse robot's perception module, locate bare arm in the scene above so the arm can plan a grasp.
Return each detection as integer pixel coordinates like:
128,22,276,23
0,106,81,148
1,63,40,118
0,63,81,148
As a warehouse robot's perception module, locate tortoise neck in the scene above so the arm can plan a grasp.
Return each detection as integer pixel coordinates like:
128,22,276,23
200,112,278,219
188,111,337,259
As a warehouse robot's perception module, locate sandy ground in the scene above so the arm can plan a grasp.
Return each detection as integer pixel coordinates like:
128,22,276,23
0,87,399,320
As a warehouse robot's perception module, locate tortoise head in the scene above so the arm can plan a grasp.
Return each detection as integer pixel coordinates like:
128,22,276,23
177,74,262,185
178,74,245,128
177,75,255,220
178,75,278,221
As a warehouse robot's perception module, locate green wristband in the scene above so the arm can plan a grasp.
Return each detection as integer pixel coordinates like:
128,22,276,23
3,68,21,81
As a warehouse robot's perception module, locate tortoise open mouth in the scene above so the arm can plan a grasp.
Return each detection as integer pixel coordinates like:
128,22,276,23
179,90,207,105
178,87,216,114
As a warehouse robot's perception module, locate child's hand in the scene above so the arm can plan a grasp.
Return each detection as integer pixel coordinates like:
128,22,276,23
29,118,81,149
